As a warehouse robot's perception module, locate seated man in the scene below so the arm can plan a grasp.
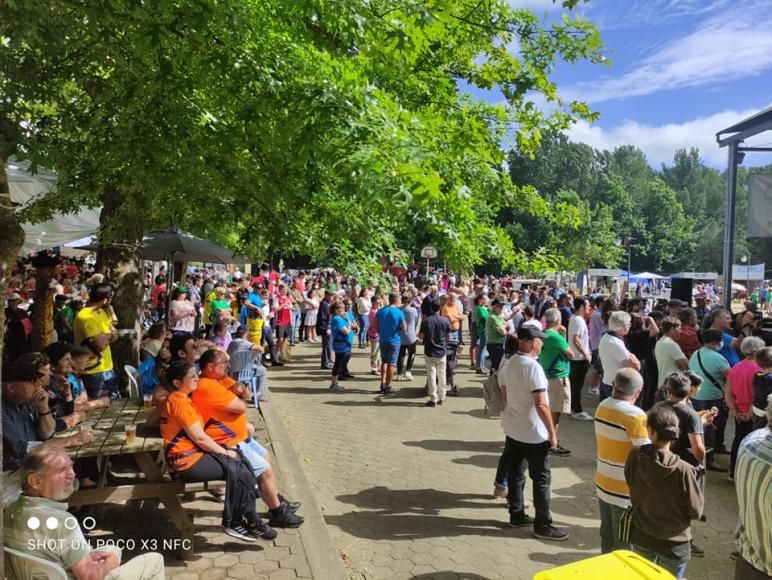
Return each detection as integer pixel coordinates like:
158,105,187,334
2,354,91,472
192,349,303,528
4,446,164,579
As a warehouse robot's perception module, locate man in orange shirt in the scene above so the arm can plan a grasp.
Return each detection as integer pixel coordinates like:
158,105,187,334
441,290,466,342
192,349,304,528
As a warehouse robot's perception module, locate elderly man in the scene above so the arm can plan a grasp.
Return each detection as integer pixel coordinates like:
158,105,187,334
538,308,575,456
734,395,772,580
594,368,648,553
500,325,568,542
2,354,91,472
4,446,164,579
191,349,303,528
598,311,641,402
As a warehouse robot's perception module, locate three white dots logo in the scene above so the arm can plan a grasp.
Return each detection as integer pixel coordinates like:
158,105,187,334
27,516,96,531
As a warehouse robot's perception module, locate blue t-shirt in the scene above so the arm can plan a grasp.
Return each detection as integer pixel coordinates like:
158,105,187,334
718,331,741,367
247,292,263,309
377,306,406,345
331,315,352,353
67,373,84,398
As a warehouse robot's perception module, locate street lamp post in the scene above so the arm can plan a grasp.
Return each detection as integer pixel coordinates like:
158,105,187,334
616,236,637,295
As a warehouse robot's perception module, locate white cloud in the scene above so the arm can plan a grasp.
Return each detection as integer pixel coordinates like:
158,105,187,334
566,108,772,168
564,2,772,103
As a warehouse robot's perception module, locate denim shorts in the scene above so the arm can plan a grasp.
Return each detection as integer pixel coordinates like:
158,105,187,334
380,341,400,366
235,438,271,477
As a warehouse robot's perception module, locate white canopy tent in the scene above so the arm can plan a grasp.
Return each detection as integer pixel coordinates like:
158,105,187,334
6,161,101,255
632,271,667,280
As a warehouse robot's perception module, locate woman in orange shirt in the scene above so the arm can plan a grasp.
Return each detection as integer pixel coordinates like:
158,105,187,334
160,361,276,542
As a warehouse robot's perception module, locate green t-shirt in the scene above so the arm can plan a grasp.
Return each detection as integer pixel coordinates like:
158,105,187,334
486,313,506,344
475,305,489,334
538,329,571,379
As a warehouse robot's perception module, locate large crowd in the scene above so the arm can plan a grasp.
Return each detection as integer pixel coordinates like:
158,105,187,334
2,258,771,580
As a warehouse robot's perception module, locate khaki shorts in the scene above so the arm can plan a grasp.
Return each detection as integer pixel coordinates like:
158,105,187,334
548,377,571,414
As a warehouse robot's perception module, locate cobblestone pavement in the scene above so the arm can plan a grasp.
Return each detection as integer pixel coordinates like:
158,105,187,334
82,409,313,580
270,341,740,580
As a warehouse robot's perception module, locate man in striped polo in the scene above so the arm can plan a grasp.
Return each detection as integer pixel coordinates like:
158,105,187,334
594,368,649,553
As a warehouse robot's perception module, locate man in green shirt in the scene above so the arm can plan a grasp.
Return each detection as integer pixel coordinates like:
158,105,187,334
486,299,507,372
538,308,575,456
4,446,164,579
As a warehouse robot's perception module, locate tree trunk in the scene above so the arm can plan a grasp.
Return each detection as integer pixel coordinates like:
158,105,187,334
96,186,144,389
0,157,28,556
31,265,55,350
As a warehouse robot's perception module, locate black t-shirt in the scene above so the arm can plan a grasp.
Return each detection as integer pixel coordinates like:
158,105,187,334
661,400,703,466
420,314,451,358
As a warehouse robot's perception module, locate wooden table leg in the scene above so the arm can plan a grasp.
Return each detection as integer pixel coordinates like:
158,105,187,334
134,452,195,560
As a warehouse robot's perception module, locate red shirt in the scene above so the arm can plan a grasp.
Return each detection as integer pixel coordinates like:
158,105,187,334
276,294,292,326
728,358,762,413
676,327,700,360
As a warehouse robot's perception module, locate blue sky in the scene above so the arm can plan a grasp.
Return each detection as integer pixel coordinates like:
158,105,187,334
472,0,772,168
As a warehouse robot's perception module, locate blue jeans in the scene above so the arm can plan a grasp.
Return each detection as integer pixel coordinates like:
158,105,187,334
487,343,504,372
598,499,631,554
358,314,369,347
291,309,302,345
632,544,689,579
476,332,488,369
234,437,271,477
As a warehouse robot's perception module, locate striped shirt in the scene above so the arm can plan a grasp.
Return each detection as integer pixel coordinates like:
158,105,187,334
735,428,772,576
594,397,650,508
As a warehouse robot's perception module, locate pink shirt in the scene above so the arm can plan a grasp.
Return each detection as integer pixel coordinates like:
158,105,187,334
728,358,761,413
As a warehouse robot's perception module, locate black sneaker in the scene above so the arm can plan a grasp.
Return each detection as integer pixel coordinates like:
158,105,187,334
691,541,704,558
447,387,459,397
425,400,437,407
549,445,571,456
382,385,394,394
246,520,278,540
271,361,285,367
533,526,569,541
437,399,444,406
268,503,305,528
279,495,302,512
223,524,258,542
730,550,739,561
509,514,535,528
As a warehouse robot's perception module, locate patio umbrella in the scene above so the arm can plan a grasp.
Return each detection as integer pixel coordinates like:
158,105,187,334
140,229,247,264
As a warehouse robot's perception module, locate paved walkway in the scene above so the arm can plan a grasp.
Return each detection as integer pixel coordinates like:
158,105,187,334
270,341,740,580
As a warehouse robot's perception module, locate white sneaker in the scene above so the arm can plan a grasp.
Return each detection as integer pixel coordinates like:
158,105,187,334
589,386,600,395
571,411,594,422
396,374,405,382
329,383,345,392
405,372,413,381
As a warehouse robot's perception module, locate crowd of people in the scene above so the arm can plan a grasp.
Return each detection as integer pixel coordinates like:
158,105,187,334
2,257,771,580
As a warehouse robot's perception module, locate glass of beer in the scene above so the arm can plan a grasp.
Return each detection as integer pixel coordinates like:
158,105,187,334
124,424,137,444
143,394,153,411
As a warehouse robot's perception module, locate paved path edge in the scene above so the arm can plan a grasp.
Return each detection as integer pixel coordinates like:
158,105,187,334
261,401,349,580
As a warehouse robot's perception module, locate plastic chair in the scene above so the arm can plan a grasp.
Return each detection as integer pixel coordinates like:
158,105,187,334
4,546,68,580
124,364,141,398
229,350,261,407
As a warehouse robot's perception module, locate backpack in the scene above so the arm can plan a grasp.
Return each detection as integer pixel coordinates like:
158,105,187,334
483,371,504,415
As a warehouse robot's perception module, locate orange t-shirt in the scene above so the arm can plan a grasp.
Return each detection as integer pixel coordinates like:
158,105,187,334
160,391,204,472
191,376,247,446
441,304,462,330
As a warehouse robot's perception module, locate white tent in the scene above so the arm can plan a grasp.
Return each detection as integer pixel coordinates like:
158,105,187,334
6,161,101,255
632,272,667,280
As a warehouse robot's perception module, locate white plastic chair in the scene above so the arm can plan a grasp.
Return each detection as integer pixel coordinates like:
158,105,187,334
229,349,262,407
4,546,68,580
124,364,141,398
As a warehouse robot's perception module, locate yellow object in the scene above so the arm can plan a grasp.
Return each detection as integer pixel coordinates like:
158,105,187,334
247,317,264,344
533,550,676,579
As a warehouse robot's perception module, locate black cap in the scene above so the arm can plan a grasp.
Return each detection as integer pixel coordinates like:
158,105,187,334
491,298,503,307
668,299,686,308
516,326,547,340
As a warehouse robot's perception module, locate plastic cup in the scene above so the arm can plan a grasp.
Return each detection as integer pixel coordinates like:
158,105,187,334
124,424,137,444
143,394,153,411
80,422,93,434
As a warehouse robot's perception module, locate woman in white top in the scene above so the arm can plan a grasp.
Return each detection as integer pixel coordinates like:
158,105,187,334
169,287,196,333
355,289,372,348
304,288,320,342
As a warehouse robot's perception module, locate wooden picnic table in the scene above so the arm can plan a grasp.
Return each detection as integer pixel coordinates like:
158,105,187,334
65,398,195,559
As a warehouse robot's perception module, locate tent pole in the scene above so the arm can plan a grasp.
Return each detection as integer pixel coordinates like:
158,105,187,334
722,141,739,310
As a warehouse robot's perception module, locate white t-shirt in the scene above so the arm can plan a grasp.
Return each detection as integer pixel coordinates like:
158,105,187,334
356,297,372,315
568,315,589,360
598,333,631,385
655,336,686,386
501,353,549,444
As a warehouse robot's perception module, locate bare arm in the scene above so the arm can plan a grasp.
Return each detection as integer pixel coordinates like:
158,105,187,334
184,421,234,456
623,353,641,371
532,390,557,449
71,550,120,580
687,433,705,464
676,356,689,370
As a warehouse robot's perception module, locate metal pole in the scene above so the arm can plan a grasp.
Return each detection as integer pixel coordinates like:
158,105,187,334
722,141,739,310
627,240,631,296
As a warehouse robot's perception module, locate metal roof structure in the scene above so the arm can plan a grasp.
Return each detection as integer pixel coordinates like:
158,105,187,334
716,107,772,309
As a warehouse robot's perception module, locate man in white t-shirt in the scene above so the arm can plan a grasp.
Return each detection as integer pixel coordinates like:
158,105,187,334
654,317,689,388
598,311,640,402
568,298,593,421
499,325,568,542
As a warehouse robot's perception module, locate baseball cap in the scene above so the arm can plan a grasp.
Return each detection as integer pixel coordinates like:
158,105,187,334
517,326,547,340
7,292,21,300
668,299,686,308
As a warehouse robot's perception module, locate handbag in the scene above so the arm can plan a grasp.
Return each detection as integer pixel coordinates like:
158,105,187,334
618,486,647,544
